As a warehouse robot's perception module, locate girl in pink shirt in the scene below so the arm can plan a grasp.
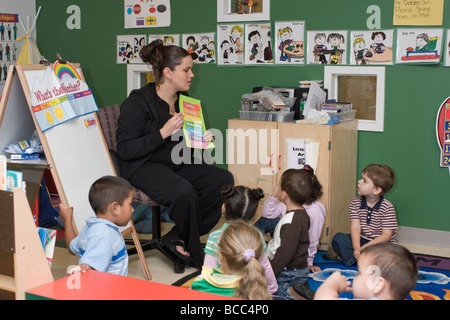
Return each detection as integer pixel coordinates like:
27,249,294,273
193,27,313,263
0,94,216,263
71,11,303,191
254,165,326,272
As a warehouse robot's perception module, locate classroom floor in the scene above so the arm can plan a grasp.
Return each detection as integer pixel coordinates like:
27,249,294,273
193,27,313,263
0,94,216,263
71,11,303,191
50,217,450,286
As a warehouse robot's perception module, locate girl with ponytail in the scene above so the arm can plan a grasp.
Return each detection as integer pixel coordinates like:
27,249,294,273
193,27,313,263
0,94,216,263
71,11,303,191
192,220,271,300
203,185,278,294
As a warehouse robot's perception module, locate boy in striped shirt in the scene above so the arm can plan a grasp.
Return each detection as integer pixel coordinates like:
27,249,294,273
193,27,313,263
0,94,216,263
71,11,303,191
329,164,397,267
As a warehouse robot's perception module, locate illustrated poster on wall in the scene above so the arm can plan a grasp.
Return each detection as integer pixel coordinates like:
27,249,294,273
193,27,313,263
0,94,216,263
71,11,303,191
182,32,216,64
217,24,245,65
306,30,347,65
124,0,171,28
396,28,443,64
117,35,145,64
443,29,450,66
245,23,273,65
149,34,180,46
349,30,394,65
179,94,214,149
436,97,450,172
274,21,305,65
0,13,19,84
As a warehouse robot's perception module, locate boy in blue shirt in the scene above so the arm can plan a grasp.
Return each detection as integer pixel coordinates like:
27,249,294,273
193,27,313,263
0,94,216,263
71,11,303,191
59,176,134,276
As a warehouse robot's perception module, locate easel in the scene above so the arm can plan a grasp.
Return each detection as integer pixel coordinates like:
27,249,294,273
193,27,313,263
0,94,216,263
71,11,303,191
0,62,151,281
0,188,54,300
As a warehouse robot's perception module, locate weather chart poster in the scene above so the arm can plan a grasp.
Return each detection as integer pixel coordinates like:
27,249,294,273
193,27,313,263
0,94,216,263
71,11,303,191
124,0,171,28
28,62,98,132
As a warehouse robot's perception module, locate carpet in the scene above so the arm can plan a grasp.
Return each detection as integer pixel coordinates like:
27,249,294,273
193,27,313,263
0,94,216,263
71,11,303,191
310,251,450,300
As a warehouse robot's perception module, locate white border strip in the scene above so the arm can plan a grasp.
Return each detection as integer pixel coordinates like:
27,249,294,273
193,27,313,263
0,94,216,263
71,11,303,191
398,226,450,249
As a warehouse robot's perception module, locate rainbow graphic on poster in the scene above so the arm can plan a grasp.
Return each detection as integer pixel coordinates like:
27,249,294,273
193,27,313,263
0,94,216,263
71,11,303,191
52,60,98,118
53,60,82,81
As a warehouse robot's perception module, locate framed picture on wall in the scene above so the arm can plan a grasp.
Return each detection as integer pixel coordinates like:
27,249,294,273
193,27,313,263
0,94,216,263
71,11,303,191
217,0,270,22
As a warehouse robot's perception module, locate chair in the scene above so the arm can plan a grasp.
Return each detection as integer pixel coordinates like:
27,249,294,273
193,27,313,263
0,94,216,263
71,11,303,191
96,105,185,274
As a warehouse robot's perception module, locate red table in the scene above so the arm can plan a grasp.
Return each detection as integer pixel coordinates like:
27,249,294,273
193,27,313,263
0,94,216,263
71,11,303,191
26,270,237,300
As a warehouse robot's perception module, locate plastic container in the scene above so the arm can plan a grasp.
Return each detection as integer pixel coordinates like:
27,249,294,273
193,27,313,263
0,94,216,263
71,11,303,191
339,110,356,122
239,111,294,122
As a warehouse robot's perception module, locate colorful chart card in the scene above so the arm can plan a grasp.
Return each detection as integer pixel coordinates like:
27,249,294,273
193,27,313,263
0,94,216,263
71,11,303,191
124,0,171,28
179,94,214,149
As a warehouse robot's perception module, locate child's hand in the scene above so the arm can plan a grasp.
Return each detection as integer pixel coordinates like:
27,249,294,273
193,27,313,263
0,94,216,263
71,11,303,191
309,265,321,273
67,263,92,275
328,271,352,294
58,204,74,222
270,185,279,198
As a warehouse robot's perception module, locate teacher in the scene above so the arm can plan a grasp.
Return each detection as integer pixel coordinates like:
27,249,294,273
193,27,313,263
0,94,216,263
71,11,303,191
116,39,234,268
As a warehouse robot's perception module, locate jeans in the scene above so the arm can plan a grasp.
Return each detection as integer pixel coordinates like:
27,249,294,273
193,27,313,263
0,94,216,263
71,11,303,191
254,217,280,238
274,267,309,300
331,232,370,267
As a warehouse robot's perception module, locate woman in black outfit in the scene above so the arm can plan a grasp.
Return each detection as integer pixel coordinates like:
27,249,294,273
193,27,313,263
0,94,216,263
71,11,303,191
116,39,234,268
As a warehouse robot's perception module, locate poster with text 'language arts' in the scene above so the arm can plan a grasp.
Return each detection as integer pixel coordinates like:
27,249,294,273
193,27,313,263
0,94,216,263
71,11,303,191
179,95,214,149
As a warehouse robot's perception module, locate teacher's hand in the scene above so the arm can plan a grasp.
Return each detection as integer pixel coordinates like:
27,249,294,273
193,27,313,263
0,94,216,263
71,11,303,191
160,113,184,139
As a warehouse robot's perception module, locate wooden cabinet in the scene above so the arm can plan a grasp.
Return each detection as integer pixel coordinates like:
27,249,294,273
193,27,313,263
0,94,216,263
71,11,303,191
227,119,358,250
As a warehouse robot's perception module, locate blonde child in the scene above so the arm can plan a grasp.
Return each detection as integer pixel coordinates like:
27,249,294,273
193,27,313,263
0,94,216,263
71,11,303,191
203,185,278,294
267,168,320,300
192,220,272,300
315,242,418,300
59,175,134,276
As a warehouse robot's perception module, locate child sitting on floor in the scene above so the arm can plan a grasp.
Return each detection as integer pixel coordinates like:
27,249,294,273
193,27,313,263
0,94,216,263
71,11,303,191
192,220,272,300
315,242,418,300
267,168,320,300
59,175,134,276
254,165,325,273
329,164,398,267
203,185,278,294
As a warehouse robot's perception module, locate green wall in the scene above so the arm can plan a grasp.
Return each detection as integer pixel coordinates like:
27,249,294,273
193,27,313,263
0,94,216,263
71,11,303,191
36,0,450,232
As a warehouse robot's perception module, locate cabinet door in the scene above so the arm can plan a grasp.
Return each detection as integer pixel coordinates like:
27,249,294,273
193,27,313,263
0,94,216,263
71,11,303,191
227,119,278,198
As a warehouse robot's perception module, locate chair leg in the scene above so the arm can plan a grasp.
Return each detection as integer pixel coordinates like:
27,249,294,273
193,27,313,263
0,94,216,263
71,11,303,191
127,205,186,274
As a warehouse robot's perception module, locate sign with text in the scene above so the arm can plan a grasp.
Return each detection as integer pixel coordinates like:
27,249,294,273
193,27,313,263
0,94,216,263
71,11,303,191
393,0,444,26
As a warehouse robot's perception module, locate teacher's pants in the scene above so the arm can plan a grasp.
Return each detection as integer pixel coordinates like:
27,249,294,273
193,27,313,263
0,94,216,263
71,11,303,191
130,161,234,268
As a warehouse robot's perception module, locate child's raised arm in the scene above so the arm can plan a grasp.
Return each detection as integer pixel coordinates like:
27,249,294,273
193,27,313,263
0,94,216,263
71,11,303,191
314,271,352,300
58,204,77,255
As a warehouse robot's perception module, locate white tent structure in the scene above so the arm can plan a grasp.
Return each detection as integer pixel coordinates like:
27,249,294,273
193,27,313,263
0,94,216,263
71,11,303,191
16,7,42,65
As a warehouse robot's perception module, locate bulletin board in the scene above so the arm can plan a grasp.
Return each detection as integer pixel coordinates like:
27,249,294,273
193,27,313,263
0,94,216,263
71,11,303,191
13,64,116,232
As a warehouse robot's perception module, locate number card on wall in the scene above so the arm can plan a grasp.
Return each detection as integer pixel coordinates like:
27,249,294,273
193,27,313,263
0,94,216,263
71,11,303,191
436,98,450,171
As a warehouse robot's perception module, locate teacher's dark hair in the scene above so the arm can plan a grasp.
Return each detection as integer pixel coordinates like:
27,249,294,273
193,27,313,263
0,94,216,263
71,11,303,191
139,39,190,85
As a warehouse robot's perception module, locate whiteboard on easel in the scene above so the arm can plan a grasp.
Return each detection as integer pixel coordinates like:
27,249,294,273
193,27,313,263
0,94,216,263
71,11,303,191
14,63,115,232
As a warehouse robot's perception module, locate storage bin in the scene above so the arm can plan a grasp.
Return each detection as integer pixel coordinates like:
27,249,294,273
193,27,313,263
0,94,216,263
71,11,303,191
339,110,356,122
239,111,294,122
